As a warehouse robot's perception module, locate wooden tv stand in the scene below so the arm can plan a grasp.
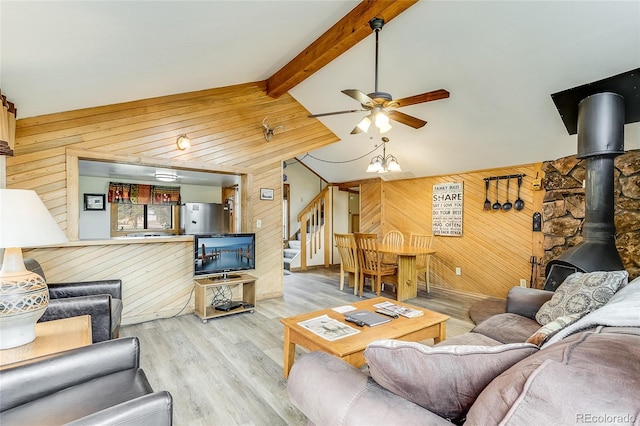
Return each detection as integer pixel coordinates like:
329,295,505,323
194,274,256,323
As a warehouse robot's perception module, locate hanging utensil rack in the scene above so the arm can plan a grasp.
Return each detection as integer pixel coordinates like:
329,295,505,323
483,174,526,212
483,173,526,182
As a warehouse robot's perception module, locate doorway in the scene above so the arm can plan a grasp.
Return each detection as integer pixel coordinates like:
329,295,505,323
283,183,290,241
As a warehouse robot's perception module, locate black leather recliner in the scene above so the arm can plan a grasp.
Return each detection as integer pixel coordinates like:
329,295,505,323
24,258,123,343
0,337,173,425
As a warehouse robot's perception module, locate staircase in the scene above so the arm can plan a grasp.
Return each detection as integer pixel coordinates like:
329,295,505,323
283,186,331,271
283,239,301,270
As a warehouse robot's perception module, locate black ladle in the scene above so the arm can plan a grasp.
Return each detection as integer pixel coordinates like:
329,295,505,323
483,179,491,210
514,176,525,210
502,178,513,211
492,179,501,210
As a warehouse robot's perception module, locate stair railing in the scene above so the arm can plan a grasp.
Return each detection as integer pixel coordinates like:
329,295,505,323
296,186,331,270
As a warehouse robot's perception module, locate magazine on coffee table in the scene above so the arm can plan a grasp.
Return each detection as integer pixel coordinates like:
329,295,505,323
373,301,424,318
297,314,360,341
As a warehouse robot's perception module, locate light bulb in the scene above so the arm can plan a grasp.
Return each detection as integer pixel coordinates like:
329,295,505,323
375,111,390,128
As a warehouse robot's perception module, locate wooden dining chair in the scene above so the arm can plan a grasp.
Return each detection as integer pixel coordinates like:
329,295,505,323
334,233,359,295
382,230,404,264
354,233,397,297
410,233,434,293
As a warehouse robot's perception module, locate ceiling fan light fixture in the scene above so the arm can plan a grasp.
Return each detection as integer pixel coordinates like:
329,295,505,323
357,116,372,133
307,16,447,135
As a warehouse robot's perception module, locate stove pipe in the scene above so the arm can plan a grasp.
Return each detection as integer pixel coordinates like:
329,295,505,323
545,92,625,282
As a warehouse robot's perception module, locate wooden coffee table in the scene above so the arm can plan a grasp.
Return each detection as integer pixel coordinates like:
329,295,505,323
281,297,449,378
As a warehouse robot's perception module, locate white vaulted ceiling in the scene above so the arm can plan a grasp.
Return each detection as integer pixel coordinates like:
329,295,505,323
2,1,639,183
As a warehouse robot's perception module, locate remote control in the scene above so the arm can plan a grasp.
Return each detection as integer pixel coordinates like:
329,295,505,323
375,309,399,319
345,316,366,327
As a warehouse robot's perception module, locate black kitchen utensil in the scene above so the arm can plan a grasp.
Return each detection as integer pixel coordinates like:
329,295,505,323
502,177,513,211
483,179,491,210
515,175,525,210
492,179,501,210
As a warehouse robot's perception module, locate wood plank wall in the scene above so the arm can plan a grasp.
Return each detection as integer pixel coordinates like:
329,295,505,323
25,240,194,325
360,164,544,298
7,81,338,321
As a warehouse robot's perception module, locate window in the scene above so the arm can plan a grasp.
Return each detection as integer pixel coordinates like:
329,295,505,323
114,204,173,231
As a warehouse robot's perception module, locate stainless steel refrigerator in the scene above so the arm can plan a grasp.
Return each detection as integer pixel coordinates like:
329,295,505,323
180,203,230,234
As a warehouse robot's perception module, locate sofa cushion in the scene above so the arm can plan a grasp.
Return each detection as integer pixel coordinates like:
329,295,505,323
471,312,541,343
535,270,628,325
1,369,154,425
435,331,502,347
543,277,640,347
526,312,585,346
364,340,538,422
465,327,640,425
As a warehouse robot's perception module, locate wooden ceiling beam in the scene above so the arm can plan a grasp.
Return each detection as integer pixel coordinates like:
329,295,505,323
266,0,419,98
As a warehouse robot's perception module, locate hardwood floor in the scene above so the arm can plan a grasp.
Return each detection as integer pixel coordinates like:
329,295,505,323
121,267,487,425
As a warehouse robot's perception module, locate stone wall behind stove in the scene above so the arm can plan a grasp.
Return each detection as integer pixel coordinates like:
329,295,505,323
542,149,640,281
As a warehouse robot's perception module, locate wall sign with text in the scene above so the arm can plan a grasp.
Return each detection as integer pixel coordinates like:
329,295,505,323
432,182,463,236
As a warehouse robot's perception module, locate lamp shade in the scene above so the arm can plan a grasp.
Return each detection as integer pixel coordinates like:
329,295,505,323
0,189,68,349
0,189,68,249
357,116,372,133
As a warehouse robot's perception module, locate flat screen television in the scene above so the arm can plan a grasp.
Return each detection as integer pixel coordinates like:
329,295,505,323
193,233,256,279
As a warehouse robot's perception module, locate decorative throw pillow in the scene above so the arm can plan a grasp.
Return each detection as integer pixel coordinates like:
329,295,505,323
535,270,628,325
364,339,538,422
526,312,585,346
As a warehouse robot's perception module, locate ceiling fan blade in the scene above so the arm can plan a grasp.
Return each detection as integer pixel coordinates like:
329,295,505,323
341,89,374,105
350,125,364,135
387,110,427,129
392,89,450,108
308,109,366,118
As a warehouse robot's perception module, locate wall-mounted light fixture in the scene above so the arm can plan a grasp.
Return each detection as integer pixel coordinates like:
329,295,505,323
176,134,190,150
366,137,401,173
155,170,178,182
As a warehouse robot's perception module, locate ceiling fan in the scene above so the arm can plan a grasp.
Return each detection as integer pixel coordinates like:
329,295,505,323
308,17,450,135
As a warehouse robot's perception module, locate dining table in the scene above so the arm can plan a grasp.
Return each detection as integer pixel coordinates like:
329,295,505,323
377,243,436,301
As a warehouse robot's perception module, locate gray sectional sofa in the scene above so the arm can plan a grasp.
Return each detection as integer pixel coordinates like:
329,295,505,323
287,274,640,425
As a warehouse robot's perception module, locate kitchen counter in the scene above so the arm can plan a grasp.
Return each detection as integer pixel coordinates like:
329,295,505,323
60,235,194,246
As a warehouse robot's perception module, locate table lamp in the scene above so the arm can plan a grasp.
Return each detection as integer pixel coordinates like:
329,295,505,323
0,189,68,349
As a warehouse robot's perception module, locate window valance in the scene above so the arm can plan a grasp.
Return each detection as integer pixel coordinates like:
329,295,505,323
108,182,181,205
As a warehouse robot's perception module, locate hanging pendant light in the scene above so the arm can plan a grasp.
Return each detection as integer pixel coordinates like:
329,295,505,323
366,137,401,174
